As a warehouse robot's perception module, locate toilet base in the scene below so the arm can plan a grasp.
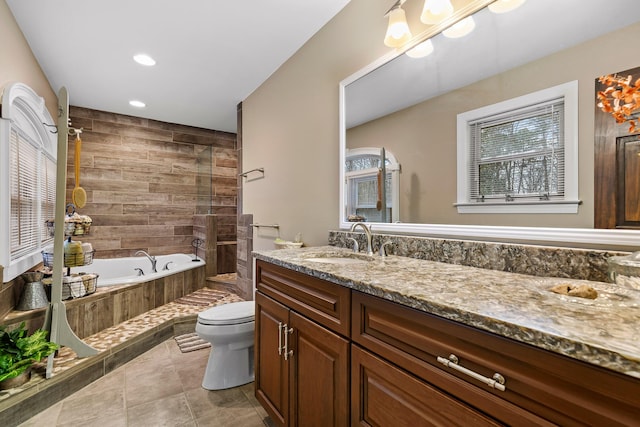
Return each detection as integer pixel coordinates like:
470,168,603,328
202,344,254,390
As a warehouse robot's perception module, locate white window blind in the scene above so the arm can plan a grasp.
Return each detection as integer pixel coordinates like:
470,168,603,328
456,80,579,214
468,98,564,202
9,127,54,261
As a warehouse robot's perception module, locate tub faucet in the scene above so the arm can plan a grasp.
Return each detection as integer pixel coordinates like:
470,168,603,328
350,222,373,256
135,250,157,273
163,261,174,271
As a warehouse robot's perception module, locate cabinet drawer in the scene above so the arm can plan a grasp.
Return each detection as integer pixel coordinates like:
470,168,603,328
352,345,501,427
352,291,640,427
256,260,350,337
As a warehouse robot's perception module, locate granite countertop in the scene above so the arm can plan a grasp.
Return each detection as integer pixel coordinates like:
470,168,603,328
254,246,640,379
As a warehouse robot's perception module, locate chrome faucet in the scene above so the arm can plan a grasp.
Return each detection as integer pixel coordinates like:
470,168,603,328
135,250,157,273
350,222,373,256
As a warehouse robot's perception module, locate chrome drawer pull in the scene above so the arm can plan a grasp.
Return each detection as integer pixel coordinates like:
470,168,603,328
437,354,506,392
283,325,294,360
277,322,283,355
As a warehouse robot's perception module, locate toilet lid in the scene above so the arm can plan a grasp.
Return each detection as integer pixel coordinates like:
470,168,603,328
198,301,255,325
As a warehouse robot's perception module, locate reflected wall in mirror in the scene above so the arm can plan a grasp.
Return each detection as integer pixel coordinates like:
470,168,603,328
339,0,640,247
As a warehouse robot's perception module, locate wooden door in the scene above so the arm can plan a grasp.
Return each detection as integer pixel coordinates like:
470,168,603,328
255,292,289,426
289,311,349,427
616,135,640,226
594,66,640,228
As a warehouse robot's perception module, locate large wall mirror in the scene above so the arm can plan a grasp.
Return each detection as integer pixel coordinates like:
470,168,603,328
339,0,640,248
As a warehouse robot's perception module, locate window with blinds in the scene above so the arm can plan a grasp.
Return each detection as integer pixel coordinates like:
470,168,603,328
9,128,55,260
1,82,58,282
456,81,580,214
469,99,564,202
344,148,401,223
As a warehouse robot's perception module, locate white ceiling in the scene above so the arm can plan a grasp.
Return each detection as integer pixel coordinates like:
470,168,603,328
345,0,640,129
6,0,351,133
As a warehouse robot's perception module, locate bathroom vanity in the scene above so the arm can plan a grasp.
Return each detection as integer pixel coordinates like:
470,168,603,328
254,247,640,427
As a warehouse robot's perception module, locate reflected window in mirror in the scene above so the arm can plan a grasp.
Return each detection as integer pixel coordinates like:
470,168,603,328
456,81,580,214
345,148,400,223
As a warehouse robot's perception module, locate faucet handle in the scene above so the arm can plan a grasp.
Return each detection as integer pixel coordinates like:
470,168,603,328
379,240,394,257
347,237,359,253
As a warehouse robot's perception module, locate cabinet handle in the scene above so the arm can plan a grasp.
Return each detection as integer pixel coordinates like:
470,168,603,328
283,325,294,360
277,322,283,355
437,354,506,392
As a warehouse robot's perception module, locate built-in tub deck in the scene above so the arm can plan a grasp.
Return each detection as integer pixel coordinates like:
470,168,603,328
0,283,245,427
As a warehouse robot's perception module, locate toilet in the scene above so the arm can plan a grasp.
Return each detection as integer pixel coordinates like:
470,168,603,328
195,300,255,390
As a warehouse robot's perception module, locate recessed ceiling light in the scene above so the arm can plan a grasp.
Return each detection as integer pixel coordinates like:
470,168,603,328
129,100,146,108
133,54,156,66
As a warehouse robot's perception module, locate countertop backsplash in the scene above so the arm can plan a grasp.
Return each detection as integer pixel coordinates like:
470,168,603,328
329,230,627,283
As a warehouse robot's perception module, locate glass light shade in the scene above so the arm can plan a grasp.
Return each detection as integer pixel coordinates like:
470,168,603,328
420,0,454,24
488,0,526,14
406,39,434,58
442,16,475,38
129,100,146,108
384,7,412,48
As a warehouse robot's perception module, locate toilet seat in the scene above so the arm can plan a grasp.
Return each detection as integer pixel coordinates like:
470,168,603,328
198,301,255,326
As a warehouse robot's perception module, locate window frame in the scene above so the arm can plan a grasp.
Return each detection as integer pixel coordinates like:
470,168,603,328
345,147,400,223
1,83,57,282
455,80,580,214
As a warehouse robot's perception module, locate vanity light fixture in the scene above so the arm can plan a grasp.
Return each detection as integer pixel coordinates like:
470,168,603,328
442,16,476,38
129,100,146,108
488,0,526,14
420,0,454,24
133,53,156,66
384,0,413,48
406,39,434,58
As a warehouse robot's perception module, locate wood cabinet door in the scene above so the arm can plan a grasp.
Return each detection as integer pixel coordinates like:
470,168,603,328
351,345,502,427
255,292,290,427
289,311,349,427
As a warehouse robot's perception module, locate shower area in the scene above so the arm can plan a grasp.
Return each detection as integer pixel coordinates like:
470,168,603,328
194,143,238,276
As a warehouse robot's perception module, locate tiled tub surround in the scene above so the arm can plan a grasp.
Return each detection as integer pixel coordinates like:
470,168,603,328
2,264,206,339
329,230,627,282
254,246,640,378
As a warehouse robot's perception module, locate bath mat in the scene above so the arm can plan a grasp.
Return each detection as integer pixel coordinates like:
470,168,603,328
174,333,211,353
174,288,228,306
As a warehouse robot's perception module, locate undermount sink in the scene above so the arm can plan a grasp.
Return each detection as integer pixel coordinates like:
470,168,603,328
304,257,372,265
302,252,374,265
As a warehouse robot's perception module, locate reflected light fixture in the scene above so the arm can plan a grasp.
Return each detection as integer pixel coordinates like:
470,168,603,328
406,39,434,58
129,100,146,108
133,53,156,66
420,0,454,24
442,16,476,38
384,0,412,48
488,0,526,14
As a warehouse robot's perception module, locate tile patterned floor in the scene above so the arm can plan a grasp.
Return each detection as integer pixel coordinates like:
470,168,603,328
19,338,272,426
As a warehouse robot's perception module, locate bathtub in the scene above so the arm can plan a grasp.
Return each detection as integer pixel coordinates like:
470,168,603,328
69,253,204,287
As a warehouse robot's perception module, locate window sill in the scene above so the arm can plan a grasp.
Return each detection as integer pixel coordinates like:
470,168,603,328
454,200,582,214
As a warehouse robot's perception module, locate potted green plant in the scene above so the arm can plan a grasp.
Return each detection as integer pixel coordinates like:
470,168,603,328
0,322,58,389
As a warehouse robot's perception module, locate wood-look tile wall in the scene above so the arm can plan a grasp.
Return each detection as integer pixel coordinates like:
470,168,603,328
66,106,237,259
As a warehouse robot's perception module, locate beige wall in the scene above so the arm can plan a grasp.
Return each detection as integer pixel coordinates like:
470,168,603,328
242,0,389,250
0,0,56,117
0,1,56,319
347,21,640,228
243,0,640,249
